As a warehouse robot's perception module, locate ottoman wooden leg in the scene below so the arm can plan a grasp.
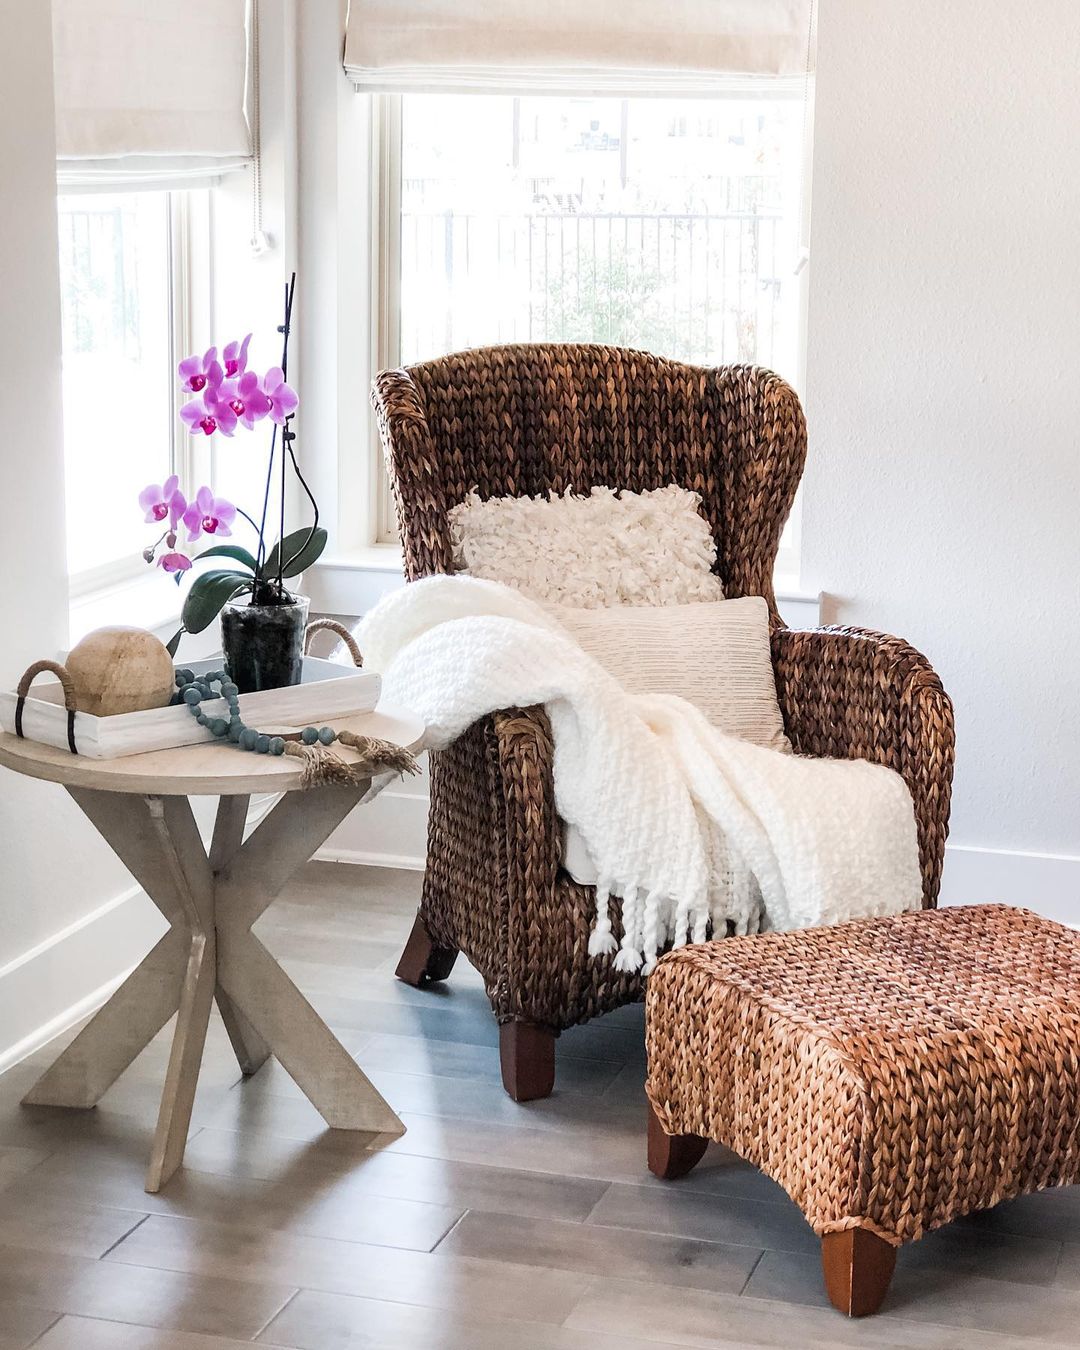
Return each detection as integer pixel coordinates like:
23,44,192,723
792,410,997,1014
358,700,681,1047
646,1099,708,1180
821,1229,897,1317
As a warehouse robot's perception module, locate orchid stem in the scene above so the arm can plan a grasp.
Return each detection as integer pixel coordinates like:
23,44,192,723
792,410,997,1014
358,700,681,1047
276,274,295,592
254,271,295,598
255,424,277,577
280,436,320,575
236,507,262,538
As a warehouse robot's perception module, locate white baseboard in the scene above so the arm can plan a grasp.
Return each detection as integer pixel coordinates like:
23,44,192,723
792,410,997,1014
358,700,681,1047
318,801,1080,932
0,795,280,1078
245,792,281,835
318,786,428,870
0,885,167,1076
317,847,426,871
10,800,1072,1079
939,843,1080,927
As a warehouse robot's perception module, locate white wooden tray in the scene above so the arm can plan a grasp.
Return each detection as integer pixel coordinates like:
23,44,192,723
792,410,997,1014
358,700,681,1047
1,656,381,760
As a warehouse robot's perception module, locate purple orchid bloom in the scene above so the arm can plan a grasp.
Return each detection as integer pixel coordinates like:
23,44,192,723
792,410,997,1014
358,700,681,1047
157,551,192,575
262,367,299,425
183,486,237,543
180,392,238,438
219,370,272,430
138,475,186,526
177,347,222,396
222,334,252,379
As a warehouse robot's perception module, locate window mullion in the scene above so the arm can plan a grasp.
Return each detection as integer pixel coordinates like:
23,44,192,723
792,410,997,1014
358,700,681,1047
170,190,214,494
373,93,403,543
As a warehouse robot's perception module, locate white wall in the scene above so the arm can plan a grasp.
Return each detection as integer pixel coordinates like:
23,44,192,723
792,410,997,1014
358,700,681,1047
0,1,299,1071
6,1,1080,1073
295,0,375,556
211,0,300,534
0,0,164,1068
803,1,1080,916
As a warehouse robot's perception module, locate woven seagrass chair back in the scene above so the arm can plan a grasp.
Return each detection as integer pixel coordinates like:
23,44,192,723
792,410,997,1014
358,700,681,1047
372,343,807,616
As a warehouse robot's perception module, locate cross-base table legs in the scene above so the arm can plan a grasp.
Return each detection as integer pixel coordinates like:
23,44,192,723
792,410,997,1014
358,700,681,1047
208,794,271,1078
22,784,404,1193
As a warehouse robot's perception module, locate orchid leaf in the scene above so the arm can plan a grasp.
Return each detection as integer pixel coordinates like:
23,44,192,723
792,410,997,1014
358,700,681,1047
196,543,258,573
261,526,327,580
181,569,252,635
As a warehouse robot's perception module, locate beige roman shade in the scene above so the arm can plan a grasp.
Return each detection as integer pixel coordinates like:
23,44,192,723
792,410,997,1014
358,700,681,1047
343,0,814,94
52,0,252,187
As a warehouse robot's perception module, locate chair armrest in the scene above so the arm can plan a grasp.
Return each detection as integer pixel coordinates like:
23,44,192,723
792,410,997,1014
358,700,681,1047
431,706,562,1023
491,706,561,895
771,626,955,906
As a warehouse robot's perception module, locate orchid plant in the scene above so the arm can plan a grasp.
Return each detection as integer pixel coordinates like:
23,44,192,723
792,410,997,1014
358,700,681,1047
140,276,325,656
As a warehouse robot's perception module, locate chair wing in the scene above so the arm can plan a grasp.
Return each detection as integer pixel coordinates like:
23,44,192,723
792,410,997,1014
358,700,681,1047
372,343,806,613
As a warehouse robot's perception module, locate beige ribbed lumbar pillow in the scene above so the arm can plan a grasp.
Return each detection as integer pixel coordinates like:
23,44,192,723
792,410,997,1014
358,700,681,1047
553,596,791,754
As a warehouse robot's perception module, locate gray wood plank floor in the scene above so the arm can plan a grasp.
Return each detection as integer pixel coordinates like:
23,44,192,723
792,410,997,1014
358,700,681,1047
1,862,1078,1349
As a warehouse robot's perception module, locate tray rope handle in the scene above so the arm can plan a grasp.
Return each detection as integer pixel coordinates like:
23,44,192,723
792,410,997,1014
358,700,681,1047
304,619,363,668
15,660,79,755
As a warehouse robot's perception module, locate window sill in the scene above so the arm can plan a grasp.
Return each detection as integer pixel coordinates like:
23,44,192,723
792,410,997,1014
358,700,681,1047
318,544,405,574
69,571,182,645
308,552,823,627
774,585,822,630
307,547,406,616
68,571,221,660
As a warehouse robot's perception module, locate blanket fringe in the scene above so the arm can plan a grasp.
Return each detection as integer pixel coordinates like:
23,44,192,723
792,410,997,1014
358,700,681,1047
672,894,692,950
612,885,644,974
640,889,663,976
587,881,619,957
586,882,749,977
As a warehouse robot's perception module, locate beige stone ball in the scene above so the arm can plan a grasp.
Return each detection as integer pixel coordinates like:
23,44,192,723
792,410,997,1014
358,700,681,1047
66,626,175,717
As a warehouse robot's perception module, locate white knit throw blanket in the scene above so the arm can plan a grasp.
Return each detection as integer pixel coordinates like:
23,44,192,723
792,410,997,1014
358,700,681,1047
359,577,923,974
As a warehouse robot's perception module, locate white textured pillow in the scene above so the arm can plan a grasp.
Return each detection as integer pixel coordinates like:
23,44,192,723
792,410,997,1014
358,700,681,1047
448,484,724,608
553,596,791,754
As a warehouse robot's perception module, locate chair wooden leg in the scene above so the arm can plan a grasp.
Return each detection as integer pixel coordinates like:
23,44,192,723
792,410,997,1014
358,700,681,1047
646,1099,709,1180
821,1228,897,1317
499,1021,556,1101
395,914,459,987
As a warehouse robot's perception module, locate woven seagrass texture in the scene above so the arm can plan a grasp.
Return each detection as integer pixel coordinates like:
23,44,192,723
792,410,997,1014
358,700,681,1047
371,343,955,1034
646,904,1080,1245
771,627,955,903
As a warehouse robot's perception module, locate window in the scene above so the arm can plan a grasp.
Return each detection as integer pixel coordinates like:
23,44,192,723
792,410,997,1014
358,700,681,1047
57,190,199,588
396,94,803,373
376,93,808,573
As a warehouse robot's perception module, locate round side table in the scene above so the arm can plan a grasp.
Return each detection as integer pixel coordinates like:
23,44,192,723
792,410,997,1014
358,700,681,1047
0,706,424,1193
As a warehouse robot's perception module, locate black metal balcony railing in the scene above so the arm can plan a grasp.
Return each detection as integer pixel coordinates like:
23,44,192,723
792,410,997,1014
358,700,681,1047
400,208,787,369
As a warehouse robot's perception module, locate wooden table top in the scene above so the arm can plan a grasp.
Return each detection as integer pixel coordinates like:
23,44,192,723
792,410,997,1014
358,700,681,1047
0,706,425,796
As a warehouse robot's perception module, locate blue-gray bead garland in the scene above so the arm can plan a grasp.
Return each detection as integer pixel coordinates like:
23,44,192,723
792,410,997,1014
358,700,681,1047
174,668,317,759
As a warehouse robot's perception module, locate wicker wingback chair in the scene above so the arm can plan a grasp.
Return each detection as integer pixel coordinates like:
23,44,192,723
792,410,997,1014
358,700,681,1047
371,344,955,1101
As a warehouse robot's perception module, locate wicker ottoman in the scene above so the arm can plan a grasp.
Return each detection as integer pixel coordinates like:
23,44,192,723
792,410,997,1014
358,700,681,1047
645,903,1080,1317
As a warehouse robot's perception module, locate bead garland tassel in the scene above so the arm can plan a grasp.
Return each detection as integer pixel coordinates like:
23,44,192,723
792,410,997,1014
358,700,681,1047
173,668,419,788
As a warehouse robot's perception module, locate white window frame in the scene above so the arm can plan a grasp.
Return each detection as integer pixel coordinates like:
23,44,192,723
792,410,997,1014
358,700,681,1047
363,88,811,580
65,189,213,599
371,94,403,544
